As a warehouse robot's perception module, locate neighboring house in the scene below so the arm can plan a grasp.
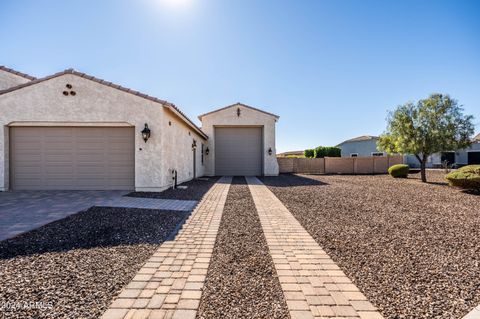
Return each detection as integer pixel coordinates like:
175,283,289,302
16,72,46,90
0,66,279,191
337,135,385,158
338,134,480,168
277,150,304,158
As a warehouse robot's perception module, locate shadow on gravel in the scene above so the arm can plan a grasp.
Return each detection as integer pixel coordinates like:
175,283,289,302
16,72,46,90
0,206,188,260
125,176,220,201
260,173,328,187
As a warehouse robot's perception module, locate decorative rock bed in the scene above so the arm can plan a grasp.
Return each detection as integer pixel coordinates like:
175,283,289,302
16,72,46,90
261,171,480,318
0,207,187,319
197,177,289,319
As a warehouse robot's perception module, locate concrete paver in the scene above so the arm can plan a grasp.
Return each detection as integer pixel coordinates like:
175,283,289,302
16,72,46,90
246,176,383,319
101,177,232,319
0,190,197,241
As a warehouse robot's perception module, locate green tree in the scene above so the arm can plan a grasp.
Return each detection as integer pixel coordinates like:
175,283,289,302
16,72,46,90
378,94,474,182
304,149,315,158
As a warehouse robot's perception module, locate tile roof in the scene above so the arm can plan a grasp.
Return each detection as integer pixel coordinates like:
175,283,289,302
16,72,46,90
0,65,36,80
0,68,207,139
198,102,279,120
337,135,379,145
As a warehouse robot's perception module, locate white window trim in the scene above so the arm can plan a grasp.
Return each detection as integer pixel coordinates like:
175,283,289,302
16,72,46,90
350,153,359,157
371,152,384,156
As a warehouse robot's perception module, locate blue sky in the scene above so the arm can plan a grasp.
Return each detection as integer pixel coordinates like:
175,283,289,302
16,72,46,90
1,0,479,153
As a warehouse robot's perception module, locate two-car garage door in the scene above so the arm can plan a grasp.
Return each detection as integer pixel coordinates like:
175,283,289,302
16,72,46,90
214,127,263,176
10,127,135,190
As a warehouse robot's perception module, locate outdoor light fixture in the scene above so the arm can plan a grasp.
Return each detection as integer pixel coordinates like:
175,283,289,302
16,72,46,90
141,123,151,143
192,140,197,150
237,107,241,117
205,147,210,155
268,147,273,156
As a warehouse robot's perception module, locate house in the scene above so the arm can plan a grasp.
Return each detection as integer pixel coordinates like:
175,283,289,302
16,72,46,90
0,66,279,191
336,135,385,157
277,150,304,158
338,133,480,168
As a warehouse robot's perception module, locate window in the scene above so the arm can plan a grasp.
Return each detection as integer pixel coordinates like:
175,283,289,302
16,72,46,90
372,152,384,157
350,153,358,157
201,144,204,165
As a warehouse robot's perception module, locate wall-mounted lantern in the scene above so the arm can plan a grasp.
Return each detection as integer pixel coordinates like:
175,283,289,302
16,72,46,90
192,139,197,150
268,147,273,156
141,123,151,143
237,107,241,117
205,147,210,155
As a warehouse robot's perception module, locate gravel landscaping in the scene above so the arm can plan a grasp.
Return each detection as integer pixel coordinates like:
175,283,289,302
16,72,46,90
197,177,289,319
261,170,480,319
127,176,220,201
0,206,187,319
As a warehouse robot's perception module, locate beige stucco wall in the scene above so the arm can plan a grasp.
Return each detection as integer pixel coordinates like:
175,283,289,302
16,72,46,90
200,104,279,176
0,70,31,91
0,74,205,191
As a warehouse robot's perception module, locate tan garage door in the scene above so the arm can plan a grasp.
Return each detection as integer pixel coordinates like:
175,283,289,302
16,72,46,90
215,127,262,176
10,127,135,190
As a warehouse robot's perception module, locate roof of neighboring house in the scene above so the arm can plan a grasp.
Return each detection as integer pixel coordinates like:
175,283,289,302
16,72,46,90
337,135,379,146
198,102,279,121
0,68,207,139
0,65,36,80
277,150,304,157
474,133,480,142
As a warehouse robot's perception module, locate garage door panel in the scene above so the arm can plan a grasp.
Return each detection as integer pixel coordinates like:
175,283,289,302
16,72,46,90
215,127,262,176
10,127,135,190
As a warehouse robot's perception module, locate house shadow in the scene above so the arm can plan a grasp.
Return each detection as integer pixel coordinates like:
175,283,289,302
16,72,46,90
259,173,328,187
0,206,190,260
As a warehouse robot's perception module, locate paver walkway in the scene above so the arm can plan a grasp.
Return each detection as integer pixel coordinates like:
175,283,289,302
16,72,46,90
0,190,198,241
101,176,232,319
246,176,383,319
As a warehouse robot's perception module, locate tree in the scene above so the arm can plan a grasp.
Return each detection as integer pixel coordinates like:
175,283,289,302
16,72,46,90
378,94,474,183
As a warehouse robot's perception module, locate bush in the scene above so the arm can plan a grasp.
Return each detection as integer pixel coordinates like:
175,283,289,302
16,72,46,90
304,149,315,158
314,146,341,158
388,164,409,178
445,165,480,190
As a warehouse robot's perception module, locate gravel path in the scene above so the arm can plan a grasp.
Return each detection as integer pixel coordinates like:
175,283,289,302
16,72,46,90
127,176,220,201
197,177,289,319
0,207,187,319
261,171,480,318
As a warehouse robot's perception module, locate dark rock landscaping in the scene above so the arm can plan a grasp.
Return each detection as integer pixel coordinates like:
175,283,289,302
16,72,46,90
0,206,187,319
126,176,220,201
261,171,480,318
197,177,289,319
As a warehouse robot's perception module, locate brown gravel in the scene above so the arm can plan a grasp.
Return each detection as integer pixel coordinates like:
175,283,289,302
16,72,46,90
127,176,220,201
197,177,289,319
261,171,480,319
0,206,187,319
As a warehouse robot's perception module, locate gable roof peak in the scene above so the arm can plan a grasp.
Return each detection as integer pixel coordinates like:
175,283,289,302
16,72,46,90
0,67,207,139
198,102,279,120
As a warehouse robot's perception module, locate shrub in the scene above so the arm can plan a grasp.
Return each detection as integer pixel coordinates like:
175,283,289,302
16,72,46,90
388,164,409,178
314,146,341,158
445,165,480,190
304,149,315,158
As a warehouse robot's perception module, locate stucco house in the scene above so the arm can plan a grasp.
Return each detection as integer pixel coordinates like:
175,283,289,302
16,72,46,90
337,134,480,168
0,66,279,191
337,135,385,158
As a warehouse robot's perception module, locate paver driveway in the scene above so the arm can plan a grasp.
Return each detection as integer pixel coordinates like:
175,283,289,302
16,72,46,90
0,191,198,241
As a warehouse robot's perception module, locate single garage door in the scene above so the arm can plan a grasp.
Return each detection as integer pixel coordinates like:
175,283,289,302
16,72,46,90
10,127,135,190
468,151,480,165
215,127,262,176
